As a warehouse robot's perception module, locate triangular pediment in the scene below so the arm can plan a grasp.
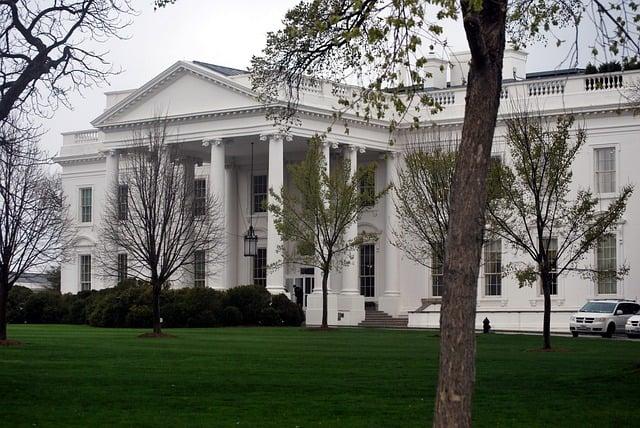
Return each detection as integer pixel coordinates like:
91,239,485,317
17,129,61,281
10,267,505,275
92,61,259,127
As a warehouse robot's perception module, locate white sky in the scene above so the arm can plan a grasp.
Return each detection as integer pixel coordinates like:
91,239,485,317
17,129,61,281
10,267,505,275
38,0,590,156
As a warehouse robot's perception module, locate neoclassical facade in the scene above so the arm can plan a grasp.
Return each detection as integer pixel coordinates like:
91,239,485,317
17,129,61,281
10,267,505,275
57,53,640,331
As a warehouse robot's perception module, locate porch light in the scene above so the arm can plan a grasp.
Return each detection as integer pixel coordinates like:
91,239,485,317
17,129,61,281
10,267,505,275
244,225,258,257
244,140,258,257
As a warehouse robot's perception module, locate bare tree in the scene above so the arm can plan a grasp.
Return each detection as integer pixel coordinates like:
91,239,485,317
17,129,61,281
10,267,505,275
98,119,225,336
0,119,75,342
487,110,633,349
0,0,135,124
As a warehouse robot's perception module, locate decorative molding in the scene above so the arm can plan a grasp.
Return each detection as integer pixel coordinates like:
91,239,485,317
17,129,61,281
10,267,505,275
259,131,292,143
202,137,224,147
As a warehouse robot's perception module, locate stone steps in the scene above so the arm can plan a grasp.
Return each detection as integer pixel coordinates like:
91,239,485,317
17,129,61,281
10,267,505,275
358,309,408,328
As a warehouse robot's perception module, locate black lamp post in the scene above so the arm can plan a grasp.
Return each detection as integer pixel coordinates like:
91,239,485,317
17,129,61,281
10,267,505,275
244,141,258,257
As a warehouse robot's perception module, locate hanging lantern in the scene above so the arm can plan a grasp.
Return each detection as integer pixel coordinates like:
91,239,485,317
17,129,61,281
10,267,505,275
244,225,258,257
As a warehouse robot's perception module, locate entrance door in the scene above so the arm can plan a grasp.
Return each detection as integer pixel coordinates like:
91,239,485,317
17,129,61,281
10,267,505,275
303,276,315,307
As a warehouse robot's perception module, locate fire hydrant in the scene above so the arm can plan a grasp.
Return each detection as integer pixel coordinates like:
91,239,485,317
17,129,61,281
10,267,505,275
483,317,491,334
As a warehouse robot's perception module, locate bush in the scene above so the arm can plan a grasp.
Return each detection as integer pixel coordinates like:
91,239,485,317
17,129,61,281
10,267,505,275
271,294,304,326
163,287,223,327
259,306,282,326
23,292,67,323
7,286,33,323
221,306,242,326
87,281,151,328
126,305,153,328
223,285,271,325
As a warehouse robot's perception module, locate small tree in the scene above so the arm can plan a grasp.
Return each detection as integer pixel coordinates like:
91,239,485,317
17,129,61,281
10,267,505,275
98,119,225,336
267,136,387,328
487,111,633,350
394,130,457,273
0,120,75,342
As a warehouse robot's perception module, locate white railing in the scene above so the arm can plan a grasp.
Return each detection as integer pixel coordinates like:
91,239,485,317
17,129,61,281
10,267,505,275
527,79,565,97
73,130,99,143
584,74,624,91
431,90,456,106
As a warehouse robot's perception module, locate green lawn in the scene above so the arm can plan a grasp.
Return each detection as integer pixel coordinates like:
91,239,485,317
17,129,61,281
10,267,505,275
0,325,637,427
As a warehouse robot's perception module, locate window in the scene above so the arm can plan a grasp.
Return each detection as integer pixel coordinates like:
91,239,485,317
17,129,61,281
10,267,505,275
431,247,444,297
359,169,376,207
118,184,128,221
80,188,92,223
80,255,92,291
194,250,206,287
253,248,267,287
597,234,617,295
194,179,207,216
594,147,616,193
360,244,375,297
252,175,268,213
543,238,558,296
484,239,502,296
117,253,128,284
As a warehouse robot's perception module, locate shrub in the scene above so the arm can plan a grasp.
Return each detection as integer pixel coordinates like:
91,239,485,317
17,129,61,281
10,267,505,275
87,281,151,328
126,305,153,328
7,286,33,323
271,294,304,326
259,306,282,326
161,287,224,327
221,306,242,326
24,292,67,323
223,285,271,325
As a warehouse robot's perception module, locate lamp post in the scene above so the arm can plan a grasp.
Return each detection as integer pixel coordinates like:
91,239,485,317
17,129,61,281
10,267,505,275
244,141,258,257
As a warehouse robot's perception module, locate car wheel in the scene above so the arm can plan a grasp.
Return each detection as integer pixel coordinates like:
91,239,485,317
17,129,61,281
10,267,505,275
571,332,579,338
602,323,615,338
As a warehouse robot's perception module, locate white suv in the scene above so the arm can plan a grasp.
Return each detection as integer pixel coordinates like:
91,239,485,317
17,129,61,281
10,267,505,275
569,300,640,338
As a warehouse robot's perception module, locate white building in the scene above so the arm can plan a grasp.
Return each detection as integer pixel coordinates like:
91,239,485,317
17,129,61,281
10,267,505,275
57,52,640,331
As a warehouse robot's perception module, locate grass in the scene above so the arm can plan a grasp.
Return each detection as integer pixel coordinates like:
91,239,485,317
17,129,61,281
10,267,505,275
0,325,637,427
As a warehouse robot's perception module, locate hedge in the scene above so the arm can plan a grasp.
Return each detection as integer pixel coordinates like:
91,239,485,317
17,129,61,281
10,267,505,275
6,282,304,328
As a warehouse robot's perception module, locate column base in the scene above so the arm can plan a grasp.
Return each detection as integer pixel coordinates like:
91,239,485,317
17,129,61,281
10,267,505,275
378,294,401,317
336,294,365,326
305,293,338,326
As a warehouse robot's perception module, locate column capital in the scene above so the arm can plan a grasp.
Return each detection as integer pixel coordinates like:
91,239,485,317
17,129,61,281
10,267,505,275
202,137,224,147
343,143,365,154
259,131,292,143
101,148,119,157
379,150,401,160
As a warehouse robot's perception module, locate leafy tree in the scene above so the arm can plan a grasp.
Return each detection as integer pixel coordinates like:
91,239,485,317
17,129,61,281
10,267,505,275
0,1,135,126
267,136,387,328
487,111,633,350
97,119,225,336
45,266,62,294
157,0,640,425
0,119,75,342
393,129,456,272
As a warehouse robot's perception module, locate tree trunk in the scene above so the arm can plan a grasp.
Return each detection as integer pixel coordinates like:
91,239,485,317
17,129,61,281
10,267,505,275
0,284,8,341
152,283,162,334
434,2,507,427
541,273,552,350
321,269,328,329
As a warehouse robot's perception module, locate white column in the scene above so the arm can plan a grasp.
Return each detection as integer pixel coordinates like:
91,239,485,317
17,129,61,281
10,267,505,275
335,143,366,326
182,157,196,287
103,149,119,288
225,163,238,288
104,149,119,194
313,140,333,294
341,144,360,296
260,133,288,295
203,137,226,290
379,151,401,316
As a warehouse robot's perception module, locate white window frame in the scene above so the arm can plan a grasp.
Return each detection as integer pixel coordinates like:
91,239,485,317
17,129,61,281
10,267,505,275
595,233,618,296
250,170,268,215
483,239,502,297
538,237,559,296
117,253,128,284
592,144,620,197
78,186,93,224
193,178,207,217
79,254,92,291
194,250,206,287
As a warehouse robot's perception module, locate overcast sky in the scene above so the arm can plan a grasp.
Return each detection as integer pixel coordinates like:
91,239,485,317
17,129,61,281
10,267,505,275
39,0,590,156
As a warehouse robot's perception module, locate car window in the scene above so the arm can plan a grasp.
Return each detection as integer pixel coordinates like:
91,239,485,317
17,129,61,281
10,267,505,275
621,303,639,315
580,302,617,313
